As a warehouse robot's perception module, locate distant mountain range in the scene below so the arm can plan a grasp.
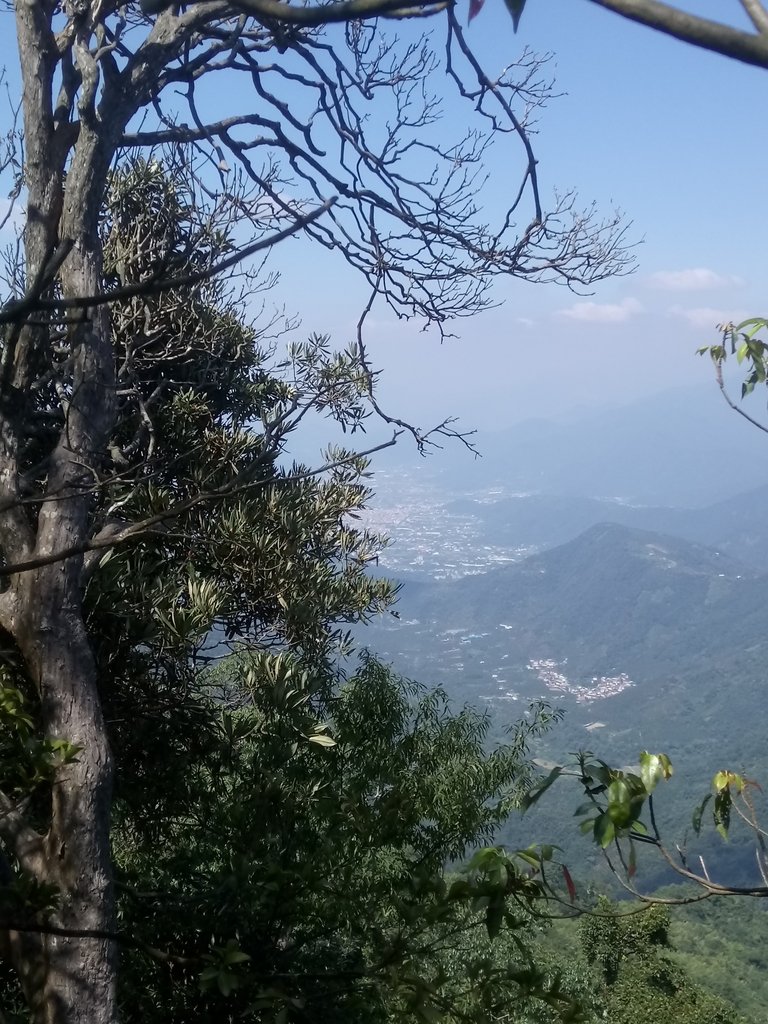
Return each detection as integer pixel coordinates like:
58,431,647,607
364,521,768,876
359,520,768,888
377,522,767,686
359,384,768,883
419,386,768,507
446,482,768,570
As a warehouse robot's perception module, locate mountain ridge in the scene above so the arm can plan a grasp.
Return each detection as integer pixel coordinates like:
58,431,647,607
443,483,768,570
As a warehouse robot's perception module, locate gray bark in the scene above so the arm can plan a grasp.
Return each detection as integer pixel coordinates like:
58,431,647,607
1,2,202,1014
0,5,124,1021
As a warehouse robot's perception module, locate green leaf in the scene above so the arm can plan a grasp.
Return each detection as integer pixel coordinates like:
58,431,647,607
582,762,612,787
639,751,673,793
308,733,336,747
448,879,472,900
692,793,711,835
713,770,736,792
714,789,732,841
218,971,236,997
223,946,251,965
735,317,768,338
594,814,616,849
520,765,563,813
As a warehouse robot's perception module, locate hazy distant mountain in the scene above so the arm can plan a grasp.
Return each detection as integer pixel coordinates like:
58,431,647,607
389,522,764,675
446,483,768,570
365,522,768,775
429,387,768,506
362,521,768,883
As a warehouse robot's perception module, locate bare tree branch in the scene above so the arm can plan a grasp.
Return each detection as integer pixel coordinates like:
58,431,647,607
740,0,768,35
141,0,448,26
355,282,479,454
588,0,768,69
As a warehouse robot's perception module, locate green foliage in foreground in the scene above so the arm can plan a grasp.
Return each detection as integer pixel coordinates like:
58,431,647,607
114,656,576,1023
0,160,592,1023
0,160,578,1021
540,898,748,1024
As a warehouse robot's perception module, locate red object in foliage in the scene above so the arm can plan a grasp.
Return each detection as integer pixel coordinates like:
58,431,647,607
562,864,577,904
468,0,485,23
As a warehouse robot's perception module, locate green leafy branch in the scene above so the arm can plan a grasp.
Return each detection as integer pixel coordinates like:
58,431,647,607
699,316,768,435
524,749,768,904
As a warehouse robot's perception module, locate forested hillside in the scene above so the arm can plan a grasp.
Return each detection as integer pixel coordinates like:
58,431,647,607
363,519,768,889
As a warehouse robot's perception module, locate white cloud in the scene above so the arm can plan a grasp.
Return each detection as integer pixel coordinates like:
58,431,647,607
649,268,743,291
668,305,747,330
558,297,643,324
516,316,535,328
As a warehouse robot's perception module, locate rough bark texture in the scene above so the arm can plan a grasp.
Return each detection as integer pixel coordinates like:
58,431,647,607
1,5,122,1021
11,582,116,1024
1,3,210,1016
8,238,118,1023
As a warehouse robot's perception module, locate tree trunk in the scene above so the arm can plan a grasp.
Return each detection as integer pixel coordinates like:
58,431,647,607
0,18,121,999
2,201,121,1016
9,564,117,1024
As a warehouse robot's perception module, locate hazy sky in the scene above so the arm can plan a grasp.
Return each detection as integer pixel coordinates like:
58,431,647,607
1,2,765,443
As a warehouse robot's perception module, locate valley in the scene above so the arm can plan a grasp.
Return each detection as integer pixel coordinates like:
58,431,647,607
358,408,768,893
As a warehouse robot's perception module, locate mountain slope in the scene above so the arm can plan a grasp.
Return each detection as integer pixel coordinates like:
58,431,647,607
364,523,768,787
362,522,768,885
388,523,763,673
446,483,768,570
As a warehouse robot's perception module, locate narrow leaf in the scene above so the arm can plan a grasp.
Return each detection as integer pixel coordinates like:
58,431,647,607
562,864,576,904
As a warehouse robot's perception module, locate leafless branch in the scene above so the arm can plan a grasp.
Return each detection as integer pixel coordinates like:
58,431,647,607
143,0,448,26
355,283,479,454
740,0,768,34
588,0,768,69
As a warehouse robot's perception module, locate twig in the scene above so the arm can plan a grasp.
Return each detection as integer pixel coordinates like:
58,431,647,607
714,359,768,436
740,0,768,34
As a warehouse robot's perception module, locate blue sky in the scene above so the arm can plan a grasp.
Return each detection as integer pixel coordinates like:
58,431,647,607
0,2,765,439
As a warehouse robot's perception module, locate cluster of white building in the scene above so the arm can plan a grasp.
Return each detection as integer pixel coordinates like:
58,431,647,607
526,658,633,704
